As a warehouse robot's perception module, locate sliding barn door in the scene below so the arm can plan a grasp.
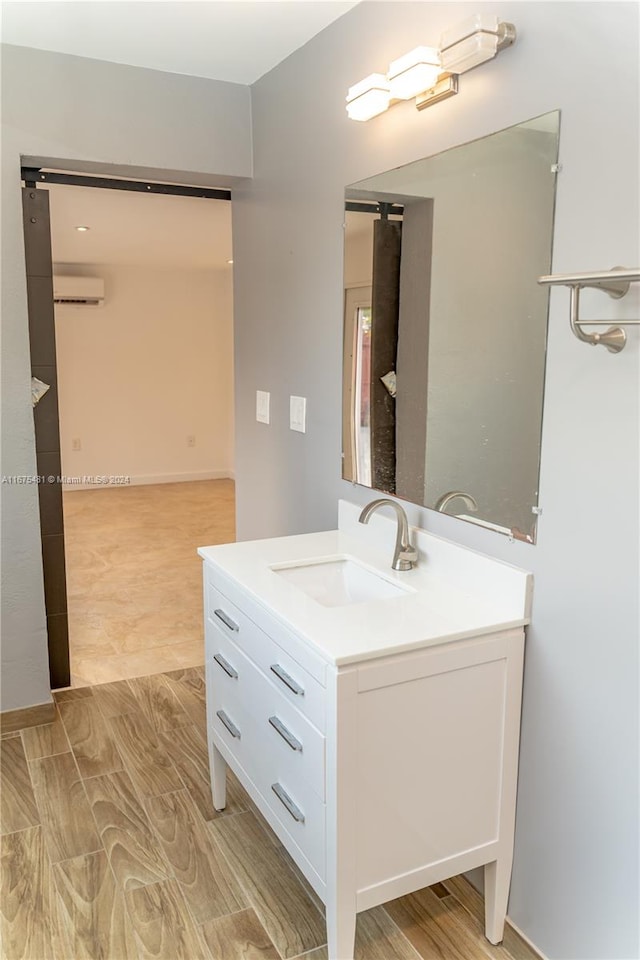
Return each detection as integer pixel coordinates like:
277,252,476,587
370,218,402,494
22,186,70,689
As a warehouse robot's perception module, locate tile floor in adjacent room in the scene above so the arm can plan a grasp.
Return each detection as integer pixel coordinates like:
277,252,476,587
63,479,235,686
0,670,540,960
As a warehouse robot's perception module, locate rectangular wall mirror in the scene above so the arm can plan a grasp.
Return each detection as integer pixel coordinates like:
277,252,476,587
342,111,560,542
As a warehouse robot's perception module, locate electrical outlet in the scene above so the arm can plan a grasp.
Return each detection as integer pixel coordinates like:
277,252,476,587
72,438,81,451
187,435,196,447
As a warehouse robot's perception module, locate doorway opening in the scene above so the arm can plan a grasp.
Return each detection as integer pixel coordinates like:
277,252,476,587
23,167,235,688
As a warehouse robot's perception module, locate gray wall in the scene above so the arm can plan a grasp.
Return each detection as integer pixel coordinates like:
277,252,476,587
0,44,252,711
233,4,639,958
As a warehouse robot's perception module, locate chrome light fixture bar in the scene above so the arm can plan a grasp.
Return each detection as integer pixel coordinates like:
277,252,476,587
416,73,458,111
345,13,515,121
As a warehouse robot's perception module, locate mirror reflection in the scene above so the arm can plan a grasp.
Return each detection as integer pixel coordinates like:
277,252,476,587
342,112,560,541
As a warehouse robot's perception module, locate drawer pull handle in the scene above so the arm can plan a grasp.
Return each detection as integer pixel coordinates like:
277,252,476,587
214,608,239,632
270,664,305,697
268,715,302,752
271,782,305,823
216,710,241,739
213,653,238,679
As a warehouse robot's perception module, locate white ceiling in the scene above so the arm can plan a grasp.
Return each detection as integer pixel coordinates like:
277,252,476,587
47,182,233,269
0,0,358,85
8,1,359,269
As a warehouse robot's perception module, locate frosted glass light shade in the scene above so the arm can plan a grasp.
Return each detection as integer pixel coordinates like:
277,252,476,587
346,74,391,121
439,14,515,75
440,33,499,73
387,47,440,100
440,13,501,50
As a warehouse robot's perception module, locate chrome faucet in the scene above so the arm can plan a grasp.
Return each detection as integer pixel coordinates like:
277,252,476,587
435,490,478,515
358,498,418,571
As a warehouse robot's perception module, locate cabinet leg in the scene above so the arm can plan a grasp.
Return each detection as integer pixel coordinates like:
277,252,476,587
484,857,512,944
326,902,356,960
210,742,227,811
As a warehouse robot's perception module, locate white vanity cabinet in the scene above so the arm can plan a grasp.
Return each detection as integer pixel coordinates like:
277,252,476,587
200,501,532,960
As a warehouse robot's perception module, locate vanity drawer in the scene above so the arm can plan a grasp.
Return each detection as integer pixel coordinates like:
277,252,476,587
206,627,247,704
206,579,326,732
210,625,326,800
251,743,326,878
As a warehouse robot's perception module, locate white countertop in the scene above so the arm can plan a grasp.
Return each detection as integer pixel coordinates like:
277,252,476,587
198,500,532,667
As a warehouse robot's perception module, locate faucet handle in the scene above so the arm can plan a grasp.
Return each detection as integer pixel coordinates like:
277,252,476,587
400,544,418,561
395,543,418,571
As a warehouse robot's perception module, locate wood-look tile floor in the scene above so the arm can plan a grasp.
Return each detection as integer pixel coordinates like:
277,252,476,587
63,480,235,686
0,671,540,960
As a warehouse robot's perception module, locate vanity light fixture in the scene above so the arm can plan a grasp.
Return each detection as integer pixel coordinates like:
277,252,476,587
345,14,515,121
440,14,516,75
346,73,391,121
75,225,90,232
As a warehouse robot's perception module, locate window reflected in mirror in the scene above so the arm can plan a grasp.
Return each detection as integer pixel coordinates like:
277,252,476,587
353,303,372,486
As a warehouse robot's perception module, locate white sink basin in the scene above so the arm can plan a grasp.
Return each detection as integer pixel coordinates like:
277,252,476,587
271,557,412,608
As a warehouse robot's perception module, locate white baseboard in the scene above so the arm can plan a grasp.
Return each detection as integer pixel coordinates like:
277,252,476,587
62,470,234,492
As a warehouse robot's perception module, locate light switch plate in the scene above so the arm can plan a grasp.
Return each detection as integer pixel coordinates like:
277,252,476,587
290,395,306,433
256,390,270,424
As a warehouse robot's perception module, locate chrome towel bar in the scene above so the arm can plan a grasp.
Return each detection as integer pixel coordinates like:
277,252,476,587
538,266,640,353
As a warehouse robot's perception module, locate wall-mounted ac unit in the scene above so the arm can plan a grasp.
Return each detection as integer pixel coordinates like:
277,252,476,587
53,276,105,306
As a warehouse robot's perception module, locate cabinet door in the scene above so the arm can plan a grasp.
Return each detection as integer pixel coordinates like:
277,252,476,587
355,658,506,891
